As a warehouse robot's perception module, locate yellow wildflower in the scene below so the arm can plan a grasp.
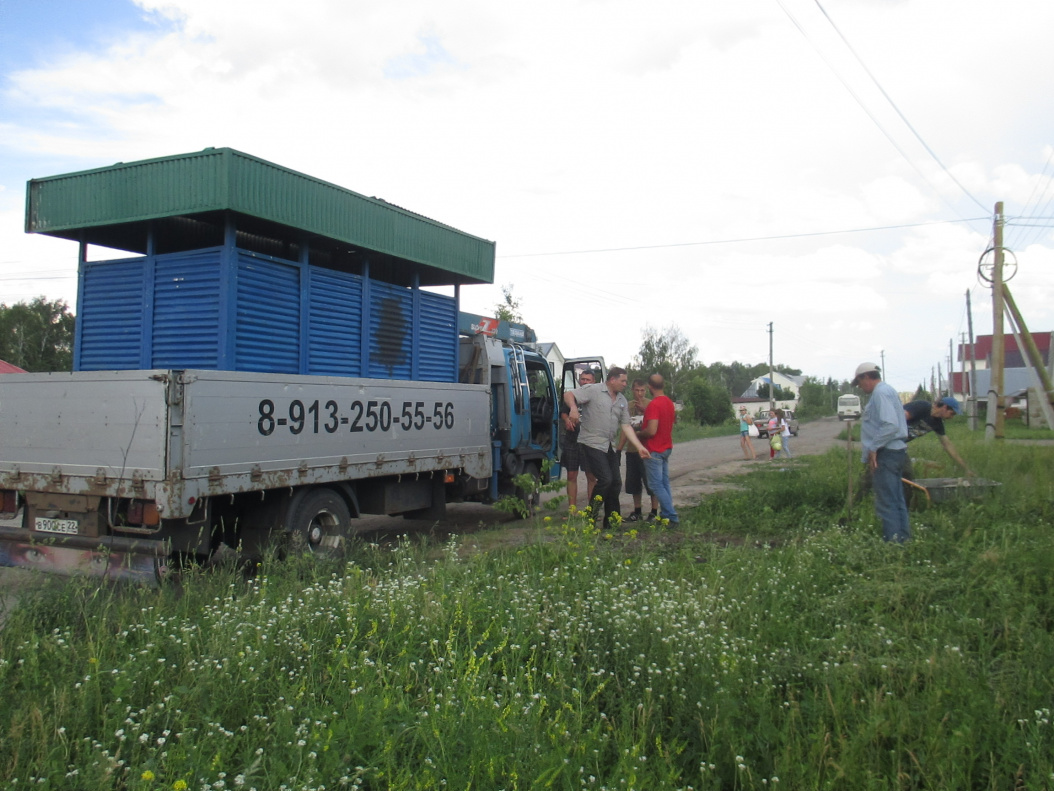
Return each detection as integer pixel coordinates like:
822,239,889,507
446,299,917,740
173,781,188,791
140,770,155,781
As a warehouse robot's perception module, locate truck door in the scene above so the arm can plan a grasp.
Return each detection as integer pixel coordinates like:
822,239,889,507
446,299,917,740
560,357,606,396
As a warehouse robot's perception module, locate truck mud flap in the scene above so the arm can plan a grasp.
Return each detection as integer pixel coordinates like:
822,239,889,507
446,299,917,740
0,529,165,584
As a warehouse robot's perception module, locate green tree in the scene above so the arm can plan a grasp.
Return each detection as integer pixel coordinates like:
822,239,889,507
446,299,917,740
796,377,836,419
756,382,795,401
0,297,75,372
681,377,734,426
494,285,523,324
632,324,698,399
912,383,932,402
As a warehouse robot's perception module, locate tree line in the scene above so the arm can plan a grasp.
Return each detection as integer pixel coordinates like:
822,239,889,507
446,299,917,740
625,324,857,426
0,298,75,372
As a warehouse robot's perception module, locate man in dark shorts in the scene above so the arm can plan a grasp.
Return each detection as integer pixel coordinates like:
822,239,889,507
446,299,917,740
619,379,658,521
561,369,596,509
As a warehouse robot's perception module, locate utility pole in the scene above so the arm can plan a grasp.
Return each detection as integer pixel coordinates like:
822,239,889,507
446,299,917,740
768,322,775,411
880,349,886,382
938,362,943,397
986,202,1006,440
966,289,978,430
959,332,966,402
948,338,954,396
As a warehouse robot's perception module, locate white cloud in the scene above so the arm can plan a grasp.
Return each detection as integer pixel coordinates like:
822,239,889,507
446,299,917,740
1,0,1052,389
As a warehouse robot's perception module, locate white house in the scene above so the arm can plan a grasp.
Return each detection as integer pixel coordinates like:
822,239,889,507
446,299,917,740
536,342,565,378
742,372,804,400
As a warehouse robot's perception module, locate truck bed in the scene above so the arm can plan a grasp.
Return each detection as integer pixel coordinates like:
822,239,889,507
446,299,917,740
0,370,492,519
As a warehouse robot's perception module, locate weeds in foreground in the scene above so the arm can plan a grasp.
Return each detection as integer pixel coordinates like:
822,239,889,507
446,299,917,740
2,442,1053,790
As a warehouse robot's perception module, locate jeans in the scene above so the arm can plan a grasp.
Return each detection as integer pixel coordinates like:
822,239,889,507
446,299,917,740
643,448,679,524
873,448,910,543
580,445,622,526
778,435,791,458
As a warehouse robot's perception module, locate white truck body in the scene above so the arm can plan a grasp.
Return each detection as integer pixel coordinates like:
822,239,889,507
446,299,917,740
0,369,492,521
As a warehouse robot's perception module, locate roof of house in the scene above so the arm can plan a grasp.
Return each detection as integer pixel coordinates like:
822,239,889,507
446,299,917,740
960,332,1052,364
0,359,28,373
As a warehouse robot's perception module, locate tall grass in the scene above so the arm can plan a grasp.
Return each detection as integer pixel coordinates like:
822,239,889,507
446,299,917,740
1,439,1052,790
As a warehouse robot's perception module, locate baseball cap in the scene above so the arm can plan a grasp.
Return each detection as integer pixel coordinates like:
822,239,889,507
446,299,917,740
852,362,880,384
937,396,962,415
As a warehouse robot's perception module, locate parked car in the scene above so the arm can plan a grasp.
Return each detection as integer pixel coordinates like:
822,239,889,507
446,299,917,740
754,409,799,438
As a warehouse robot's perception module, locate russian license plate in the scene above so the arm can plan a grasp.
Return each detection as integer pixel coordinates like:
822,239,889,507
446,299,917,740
35,517,79,535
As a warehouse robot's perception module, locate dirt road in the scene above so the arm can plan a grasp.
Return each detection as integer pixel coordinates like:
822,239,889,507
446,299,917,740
0,418,847,612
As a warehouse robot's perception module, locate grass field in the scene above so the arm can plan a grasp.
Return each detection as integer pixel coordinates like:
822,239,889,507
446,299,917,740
1,432,1052,790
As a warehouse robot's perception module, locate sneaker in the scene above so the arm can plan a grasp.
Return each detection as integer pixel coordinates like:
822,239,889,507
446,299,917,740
626,512,642,522
647,510,658,522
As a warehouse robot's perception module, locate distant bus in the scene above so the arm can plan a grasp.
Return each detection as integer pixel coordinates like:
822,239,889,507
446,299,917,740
837,393,862,421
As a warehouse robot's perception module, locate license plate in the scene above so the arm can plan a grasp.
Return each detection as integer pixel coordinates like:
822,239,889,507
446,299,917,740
35,517,79,535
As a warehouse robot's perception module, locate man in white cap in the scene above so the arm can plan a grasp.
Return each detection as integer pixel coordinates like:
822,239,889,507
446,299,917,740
853,362,910,543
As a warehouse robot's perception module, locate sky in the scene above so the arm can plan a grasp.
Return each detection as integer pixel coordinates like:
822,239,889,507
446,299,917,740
1,0,1053,393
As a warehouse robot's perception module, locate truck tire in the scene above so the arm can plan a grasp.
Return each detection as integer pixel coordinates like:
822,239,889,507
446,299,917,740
288,488,351,558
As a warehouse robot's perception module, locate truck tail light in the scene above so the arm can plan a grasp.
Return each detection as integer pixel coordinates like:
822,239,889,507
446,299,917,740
126,500,161,526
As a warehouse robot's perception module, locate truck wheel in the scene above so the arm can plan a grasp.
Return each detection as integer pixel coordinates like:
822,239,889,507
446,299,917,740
516,463,541,516
288,489,351,558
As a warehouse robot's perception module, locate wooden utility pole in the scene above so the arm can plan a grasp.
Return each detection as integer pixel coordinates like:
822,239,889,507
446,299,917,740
986,202,1006,440
1003,286,1054,430
948,338,954,396
966,289,978,430
768,322,775,411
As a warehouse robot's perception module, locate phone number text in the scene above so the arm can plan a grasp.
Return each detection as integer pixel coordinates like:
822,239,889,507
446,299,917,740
258,399,456,436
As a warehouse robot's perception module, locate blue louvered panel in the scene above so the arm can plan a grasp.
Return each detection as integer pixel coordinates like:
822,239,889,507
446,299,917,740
151,249,223,369
417,290,457,381
307,268,363,376
234,254,300,373
368,280,412,380
76,259,148,370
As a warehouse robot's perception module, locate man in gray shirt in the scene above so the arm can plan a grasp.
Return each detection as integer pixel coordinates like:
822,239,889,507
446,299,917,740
854,362,910,543
564,366,650,527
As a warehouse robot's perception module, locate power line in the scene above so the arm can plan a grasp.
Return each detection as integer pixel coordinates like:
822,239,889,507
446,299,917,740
499,217,985,259
811,0,990,215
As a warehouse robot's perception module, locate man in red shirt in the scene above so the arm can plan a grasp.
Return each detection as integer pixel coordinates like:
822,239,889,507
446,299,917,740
637,374,679,526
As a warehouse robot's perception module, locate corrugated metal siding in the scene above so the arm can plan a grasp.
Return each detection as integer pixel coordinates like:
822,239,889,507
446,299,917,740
76,259,147,370
368,281,412,380
28,152,227,233
151,249,222,369
417,291,458,381
72,245,458,382
307,268,363,376
28,148,494,285
234,254,301,374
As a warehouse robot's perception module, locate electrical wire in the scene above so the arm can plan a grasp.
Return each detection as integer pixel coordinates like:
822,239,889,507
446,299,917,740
811,0,990,215
498,216,985,258
775,0,987,229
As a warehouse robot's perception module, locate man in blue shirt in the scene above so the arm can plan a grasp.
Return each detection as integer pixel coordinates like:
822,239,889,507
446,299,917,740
854,362,910,543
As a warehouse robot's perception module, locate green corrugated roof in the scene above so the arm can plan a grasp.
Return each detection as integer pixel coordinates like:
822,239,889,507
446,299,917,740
26,148,495,286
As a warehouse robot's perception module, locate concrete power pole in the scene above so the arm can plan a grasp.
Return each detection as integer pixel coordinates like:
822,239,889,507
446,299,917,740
986,202,1006,440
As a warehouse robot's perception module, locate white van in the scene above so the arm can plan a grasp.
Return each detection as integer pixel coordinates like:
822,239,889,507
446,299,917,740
837,394,862,420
